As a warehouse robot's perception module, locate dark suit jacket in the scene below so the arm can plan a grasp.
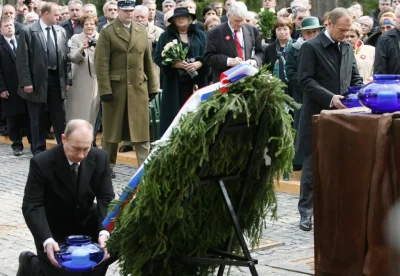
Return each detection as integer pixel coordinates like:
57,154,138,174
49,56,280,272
0,36,26,118
155,10,164,26
22,144,115,251
16,21,71,103
374,28,400,74
58,19,83,40
297,32,363,152
204,22,264,83
220,15,227,23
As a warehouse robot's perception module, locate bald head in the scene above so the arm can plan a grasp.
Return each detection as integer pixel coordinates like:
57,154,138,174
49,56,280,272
64,119,94,140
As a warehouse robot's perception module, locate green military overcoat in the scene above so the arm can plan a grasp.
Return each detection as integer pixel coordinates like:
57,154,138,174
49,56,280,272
95,18,158,143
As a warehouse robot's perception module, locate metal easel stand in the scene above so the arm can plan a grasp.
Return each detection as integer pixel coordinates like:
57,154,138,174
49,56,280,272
174,108,270,276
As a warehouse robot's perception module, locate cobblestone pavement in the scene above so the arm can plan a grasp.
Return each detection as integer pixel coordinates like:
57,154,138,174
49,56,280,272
0,143,313,276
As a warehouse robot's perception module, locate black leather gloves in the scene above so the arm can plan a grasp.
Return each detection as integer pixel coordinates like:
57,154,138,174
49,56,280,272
149,92,158,102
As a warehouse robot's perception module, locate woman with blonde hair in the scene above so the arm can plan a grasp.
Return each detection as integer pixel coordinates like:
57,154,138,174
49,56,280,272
345,22,375,83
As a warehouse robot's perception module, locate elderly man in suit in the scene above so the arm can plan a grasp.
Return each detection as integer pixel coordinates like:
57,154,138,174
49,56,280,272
0,17,31,156
297,7,363,231
58,0,83,40
95,0,158,178
204,1,263,83
16,2,71,156
17,119,115,276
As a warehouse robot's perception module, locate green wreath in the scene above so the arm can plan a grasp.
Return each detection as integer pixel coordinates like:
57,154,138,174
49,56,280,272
107,66,300,275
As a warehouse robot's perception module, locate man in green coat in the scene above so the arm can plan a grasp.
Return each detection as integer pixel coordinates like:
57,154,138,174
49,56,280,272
95,0,158,177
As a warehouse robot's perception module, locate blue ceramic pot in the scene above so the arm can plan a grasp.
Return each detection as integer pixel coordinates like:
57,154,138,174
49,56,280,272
358,75,400,113
55,235,104,272
341,86,363,108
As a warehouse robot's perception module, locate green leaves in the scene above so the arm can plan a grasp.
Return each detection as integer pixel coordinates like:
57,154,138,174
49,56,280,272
257,9,276,40
162,40,190,65
107,66,299,275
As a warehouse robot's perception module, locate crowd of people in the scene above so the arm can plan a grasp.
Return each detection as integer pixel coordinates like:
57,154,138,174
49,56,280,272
2,0,400,273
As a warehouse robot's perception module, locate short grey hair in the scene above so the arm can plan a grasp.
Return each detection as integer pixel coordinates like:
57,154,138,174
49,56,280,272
68,0,83,8
64,119,94,140
24,12,39,24
162,0,176,8
379,0,390,3
347,6,361,19
293,6,310,18
357,15,373,27
143,0,157,8
135,5,149,15
227,1,248,18
83,4,97,12
102,1,118,14
329,7,352,24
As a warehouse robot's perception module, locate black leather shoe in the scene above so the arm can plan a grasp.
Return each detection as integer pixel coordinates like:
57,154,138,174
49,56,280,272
16,251,36,276
14,149,23,156
299,216,312,231
118,145,133,153
111,168,116,179
45,132,55,140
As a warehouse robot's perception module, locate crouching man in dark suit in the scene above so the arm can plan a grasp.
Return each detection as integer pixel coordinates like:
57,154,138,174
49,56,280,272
17,119,115,276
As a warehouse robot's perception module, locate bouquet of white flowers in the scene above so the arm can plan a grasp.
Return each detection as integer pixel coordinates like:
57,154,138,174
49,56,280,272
161,39,198,78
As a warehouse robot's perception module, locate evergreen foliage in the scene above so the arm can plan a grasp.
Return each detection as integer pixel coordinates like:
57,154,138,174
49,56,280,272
107,66,300,275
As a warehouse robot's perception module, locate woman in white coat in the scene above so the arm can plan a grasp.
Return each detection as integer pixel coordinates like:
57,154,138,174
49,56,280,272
66,14,100,127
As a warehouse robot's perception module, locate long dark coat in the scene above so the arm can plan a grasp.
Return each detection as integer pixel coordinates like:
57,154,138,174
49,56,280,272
16,21,71,103
297,32,363,153
0,35,26,118
374,28,400,74
153,23,208,135
95,18,159,143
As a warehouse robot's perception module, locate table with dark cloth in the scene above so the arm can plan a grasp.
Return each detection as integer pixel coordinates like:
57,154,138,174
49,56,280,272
313,110,400,276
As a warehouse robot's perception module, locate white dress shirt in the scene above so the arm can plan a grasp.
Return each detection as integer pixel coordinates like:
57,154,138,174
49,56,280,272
226,22,245,66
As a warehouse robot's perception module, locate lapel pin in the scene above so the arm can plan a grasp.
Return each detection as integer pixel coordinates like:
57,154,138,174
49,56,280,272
225,35,231,41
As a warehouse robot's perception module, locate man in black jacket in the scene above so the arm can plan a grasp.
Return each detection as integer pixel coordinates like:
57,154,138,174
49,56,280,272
58,0,83,40
297,7,363,231
0,18,31,156
1,4,24,35
17,119,115,276
204,1,263,83
374,5,400,74
16,2,71,156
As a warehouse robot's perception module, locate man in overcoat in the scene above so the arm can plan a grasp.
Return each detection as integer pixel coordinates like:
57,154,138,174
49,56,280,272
0,17,31,156
95,0,158,177
58,0,83,40
374,5,400,74
297,7,363,231
16,2,71,156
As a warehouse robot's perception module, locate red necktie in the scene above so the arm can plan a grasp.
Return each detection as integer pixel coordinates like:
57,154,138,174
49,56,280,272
234,30,244,60
72,21,77,29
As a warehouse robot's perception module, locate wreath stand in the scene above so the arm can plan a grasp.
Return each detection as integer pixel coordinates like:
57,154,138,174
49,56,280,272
144,108,270,276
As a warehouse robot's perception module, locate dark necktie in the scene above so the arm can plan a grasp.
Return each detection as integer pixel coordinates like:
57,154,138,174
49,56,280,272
10,39,16,56
46,26,57,70
234,30,244,60
71,163,79,183
333,41,341,53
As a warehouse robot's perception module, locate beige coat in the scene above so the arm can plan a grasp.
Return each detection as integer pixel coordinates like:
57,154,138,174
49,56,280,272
355,44,375,83
94,18,158,143
66,31,100,127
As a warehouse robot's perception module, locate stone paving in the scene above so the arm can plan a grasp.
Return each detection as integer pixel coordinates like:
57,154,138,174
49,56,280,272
0,143,313,275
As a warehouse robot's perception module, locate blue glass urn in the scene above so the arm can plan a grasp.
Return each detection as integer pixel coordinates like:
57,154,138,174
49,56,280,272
341,86,363,108
55,235,104,272
358,75,400,113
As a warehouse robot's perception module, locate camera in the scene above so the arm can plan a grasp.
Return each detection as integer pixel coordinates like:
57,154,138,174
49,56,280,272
88,39,97,47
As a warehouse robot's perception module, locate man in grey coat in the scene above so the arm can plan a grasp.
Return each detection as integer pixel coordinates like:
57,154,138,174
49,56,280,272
16,2,71,156
297,8,363,231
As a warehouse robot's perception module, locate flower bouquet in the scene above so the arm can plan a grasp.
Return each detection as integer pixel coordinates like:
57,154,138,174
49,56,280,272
161,39,198,79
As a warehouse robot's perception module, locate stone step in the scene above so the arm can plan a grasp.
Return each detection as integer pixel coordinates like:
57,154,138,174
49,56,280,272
0,135,301,195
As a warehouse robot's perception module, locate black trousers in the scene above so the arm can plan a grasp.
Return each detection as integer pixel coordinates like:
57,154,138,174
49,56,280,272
26,70,66,155
7,113,31,151
298,148,313,216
